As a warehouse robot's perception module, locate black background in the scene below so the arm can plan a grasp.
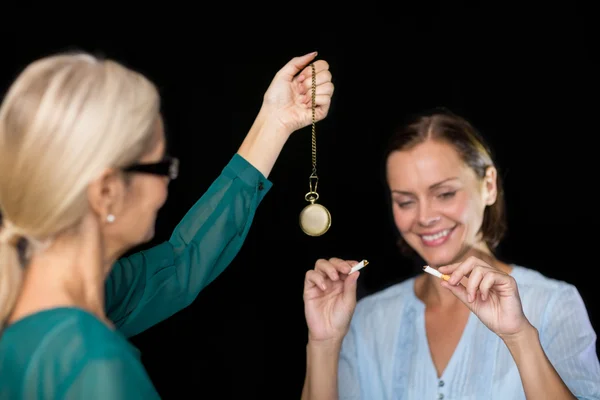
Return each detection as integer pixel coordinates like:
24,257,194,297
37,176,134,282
2,8,597,399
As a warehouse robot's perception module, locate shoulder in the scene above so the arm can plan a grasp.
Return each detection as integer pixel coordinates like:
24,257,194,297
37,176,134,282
0,308,139,397
1,307,126,354
511,265,575,291
47,308,132,355
510,265,591,330
511,264,582,304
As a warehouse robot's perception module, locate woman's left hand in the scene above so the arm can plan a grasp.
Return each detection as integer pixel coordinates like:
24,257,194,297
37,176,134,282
439,256,532,340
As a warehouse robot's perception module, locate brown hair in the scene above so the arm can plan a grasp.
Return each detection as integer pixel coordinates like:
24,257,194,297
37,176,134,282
384,107,507,254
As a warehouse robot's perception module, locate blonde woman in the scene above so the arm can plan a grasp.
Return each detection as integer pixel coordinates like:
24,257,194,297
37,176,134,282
0,51,333,398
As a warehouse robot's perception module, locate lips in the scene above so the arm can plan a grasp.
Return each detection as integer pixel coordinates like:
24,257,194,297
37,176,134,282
419,227,454,246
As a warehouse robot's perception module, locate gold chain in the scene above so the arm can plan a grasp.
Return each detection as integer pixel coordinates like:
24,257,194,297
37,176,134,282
299,62,331,236
310,63,317,178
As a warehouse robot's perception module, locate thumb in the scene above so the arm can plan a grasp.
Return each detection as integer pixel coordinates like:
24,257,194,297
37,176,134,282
277,52,318,80
342,270,359,306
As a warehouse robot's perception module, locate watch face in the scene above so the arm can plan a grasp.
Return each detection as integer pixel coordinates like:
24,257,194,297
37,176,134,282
299,203,331,236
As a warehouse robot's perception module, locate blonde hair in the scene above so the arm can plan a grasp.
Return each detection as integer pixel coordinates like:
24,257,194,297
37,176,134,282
0,52,160,328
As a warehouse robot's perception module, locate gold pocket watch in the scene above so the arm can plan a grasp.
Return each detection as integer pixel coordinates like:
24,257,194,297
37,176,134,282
299,177,331,236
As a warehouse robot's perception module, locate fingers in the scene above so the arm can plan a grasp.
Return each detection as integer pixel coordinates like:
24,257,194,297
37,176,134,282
441,256,492,286
439,256,513,304
305,269,329,291
437,261,461,275
479,272,498,301
318,82,335,97
441,280,470,304
304,258,357,292
296,60,330,83
443,268,513,305
315,258,340,282
466,265,490,303
315,257,352,281
301,93,335,108
299,77,334,103
277,52,319,80
298,72,333,98
342,270,360,304
297,68,332,94
298,68,331,88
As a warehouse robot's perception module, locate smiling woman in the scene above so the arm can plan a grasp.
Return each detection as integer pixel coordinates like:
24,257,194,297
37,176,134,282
384,107,506,267
300,107,600,400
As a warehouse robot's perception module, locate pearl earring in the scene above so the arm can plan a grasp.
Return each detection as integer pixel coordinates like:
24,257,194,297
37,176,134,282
107,214,115,223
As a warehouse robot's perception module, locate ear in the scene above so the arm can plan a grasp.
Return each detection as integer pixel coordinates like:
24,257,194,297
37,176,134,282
482,166,498,206
86,168,126,223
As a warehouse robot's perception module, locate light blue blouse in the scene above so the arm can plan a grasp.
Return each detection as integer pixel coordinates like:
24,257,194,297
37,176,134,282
339,265,600,399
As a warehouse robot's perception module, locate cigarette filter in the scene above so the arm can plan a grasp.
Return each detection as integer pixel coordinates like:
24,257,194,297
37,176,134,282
422,265,451,281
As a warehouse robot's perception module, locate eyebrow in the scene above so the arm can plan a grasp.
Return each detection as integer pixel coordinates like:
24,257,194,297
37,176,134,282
391,177,459,195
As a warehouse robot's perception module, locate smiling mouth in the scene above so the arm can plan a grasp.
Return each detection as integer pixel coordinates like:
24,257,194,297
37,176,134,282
419,227,455,246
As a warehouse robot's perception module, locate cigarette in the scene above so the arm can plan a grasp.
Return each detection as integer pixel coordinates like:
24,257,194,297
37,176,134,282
350,259,369,274
422,265,451,281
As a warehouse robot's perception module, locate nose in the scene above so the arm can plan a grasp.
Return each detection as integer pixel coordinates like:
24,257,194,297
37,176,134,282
417,200,440,227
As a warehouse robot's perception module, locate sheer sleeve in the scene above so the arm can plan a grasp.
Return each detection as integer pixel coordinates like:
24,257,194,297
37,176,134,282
540,284,600,399
104,154,272,337
61,356,158,400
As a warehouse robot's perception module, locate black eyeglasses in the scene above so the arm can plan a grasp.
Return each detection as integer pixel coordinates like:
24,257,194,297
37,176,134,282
123,156,179,180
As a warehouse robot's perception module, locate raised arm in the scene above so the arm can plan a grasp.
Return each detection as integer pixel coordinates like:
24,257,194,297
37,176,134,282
302,258,360,400
104,53,334,337
105,153,271,337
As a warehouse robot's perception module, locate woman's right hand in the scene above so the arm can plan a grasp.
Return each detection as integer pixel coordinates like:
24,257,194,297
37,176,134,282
260,52,334,135
303,258,360,343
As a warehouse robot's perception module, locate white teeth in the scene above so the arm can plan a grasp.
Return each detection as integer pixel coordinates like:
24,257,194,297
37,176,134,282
422,229,451,241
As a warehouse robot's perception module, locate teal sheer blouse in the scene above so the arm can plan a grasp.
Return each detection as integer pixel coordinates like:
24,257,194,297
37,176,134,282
0,154,272,399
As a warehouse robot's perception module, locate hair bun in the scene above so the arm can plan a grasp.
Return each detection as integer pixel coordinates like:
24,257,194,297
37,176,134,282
0,220,21,247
